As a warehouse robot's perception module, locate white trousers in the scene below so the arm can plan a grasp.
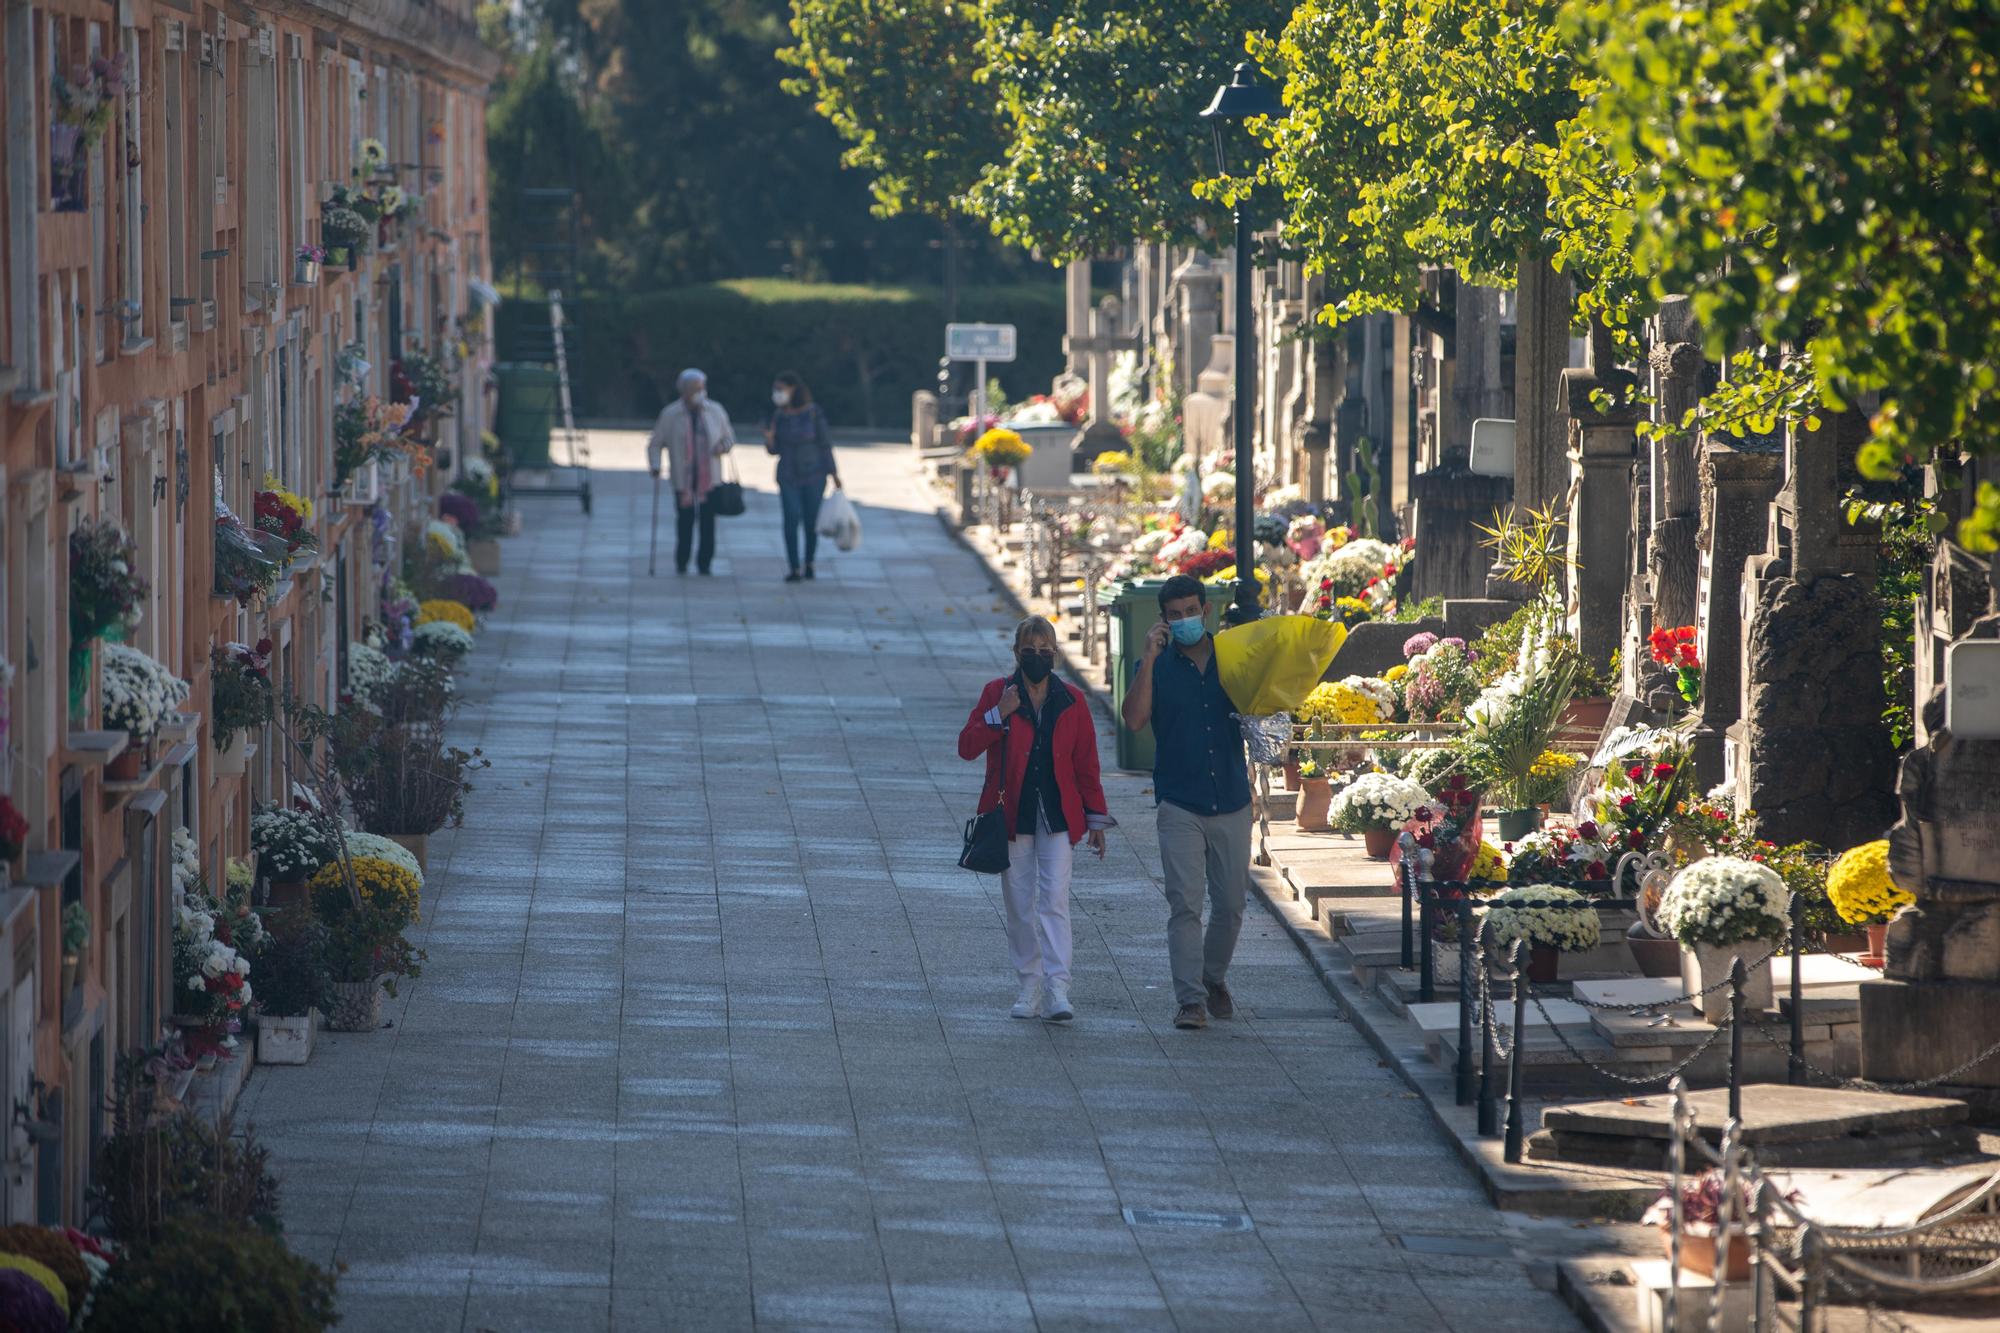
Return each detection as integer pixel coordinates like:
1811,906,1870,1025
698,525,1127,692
1001,829,1073,986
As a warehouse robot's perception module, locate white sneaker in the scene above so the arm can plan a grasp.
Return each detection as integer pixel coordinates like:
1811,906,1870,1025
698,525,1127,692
1010,979,1043,1020
1043,984,1074,1023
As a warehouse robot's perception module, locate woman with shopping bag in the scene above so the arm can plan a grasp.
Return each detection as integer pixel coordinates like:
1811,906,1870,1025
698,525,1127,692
958,616,1114,1023
763,371,841,582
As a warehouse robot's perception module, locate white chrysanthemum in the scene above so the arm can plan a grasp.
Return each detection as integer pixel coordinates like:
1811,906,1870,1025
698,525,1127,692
1659,856,1790,948
100,643,191,738
1329,772,1431,832
337,831,424,886
413,620,474,658
1481,885,1602,954
347,641,398,702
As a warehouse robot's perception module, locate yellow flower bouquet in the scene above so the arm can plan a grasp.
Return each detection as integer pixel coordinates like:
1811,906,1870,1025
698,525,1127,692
970,427,1031,469
1825,839,1914,925
416,598,476,633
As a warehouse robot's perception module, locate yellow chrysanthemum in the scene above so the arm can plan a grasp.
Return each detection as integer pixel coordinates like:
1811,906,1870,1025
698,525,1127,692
970,428,1030,465
1826,839,1914,925
1092,450,1137,475
1469,840,1509,884
0,1253,71,1316
1384,664,1410,683
1208,528,1233,550
416,599,475,633
311,855,422,928
1529,750,1582,780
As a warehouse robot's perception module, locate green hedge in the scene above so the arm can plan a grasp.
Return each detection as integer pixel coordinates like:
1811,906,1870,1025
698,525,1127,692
496,280,1064,430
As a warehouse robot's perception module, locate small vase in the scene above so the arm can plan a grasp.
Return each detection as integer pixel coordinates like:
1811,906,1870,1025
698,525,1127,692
1527,944,1561,984
1667,1229,1753,1283
1362,828,1397,860
1297,779,1333,832
1283,758,1301,792
106,745,145,782
324,981,384,1032
293,256,320,285
1861,922,1888,969
1495,807,1542,842
1682,941,1777,1022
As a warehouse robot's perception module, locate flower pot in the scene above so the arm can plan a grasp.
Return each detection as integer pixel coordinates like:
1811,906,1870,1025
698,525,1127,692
1283,758,1301,792
1561,695,1614,742
1861,922,1888,969
106,744,145,782
61,957,79,998
1495,807,1543,842
167,1066,198,1102
324,981,384,1032
293,257,320,285
265,879,310,913
1821,931,1867,956
1682,941,1777,1023
1297,779,1333,832
257,1011,317,1065
1626,925,1683,979
215,732,248,777
1527,943,1561,984
1667,1229,1753,1283
385,832,428,875
1362,828,1397,860
468,537,501,576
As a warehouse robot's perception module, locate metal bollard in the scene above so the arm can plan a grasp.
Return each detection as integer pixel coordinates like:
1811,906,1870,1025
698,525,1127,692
1476,922,1499,1136
1455,901,1477,1105
1788,913,1805,1085
1729,955,1746,1121
1418,881,1435,1004
1399,842,1415,971
1504,939,1529,1163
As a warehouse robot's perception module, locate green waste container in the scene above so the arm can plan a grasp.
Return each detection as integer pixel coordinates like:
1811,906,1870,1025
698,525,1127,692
494,363,558,468
1103,578,1237,773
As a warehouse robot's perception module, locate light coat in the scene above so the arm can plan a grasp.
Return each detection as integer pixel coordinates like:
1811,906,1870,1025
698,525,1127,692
645,398,736,503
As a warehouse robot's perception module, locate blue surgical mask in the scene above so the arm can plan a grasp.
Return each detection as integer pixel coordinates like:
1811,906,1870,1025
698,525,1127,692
1168,615,1206,646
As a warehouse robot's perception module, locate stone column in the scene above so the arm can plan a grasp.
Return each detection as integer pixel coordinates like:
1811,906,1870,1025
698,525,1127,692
911,390,938,454
1561,365,1639,669
1646,298,1706,630
1075,297,1136,459
1300,275,1338,508
1450,282,1507,457
1064,259,1092,377
1689,441,1782,787
1183,333,1235,465
1172,254,1222,406
1512,251,1572,514
1730,409,1897,846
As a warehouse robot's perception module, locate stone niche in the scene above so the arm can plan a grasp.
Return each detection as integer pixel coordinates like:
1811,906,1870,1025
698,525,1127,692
1406,461,1512,604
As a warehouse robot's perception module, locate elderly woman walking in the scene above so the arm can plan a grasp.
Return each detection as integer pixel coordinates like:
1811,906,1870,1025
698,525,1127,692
646,367,735,575
958,616,1113,1021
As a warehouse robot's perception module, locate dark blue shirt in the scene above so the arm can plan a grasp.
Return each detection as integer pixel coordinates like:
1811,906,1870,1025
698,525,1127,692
1149,643,1250,816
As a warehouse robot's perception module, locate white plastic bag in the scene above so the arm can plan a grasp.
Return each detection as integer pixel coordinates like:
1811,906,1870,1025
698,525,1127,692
818,488,856,538
835,503,862,552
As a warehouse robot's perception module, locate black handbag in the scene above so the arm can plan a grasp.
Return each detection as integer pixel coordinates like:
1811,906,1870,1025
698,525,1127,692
707,450,746,518
958,716,1011,874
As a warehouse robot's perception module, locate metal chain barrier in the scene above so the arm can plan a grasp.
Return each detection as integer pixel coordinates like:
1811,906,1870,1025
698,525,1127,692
1743,1010,2000,1094
1529,991,1735,1087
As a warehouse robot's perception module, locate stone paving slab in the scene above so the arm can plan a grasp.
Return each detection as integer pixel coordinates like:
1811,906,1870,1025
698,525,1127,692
240,436,1577,1332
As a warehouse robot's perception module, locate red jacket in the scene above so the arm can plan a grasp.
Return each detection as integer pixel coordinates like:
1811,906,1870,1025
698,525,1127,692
958,676,1109,845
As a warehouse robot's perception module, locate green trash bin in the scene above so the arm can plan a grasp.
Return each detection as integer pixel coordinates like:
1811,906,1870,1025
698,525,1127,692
494,363,558,468
1104,578,1237,773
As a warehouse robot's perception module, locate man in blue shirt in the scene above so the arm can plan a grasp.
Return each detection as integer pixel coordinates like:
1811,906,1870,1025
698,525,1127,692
1120,574,1252,1029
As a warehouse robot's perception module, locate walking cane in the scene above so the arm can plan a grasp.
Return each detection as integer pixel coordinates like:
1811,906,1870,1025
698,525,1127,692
647,471,661,576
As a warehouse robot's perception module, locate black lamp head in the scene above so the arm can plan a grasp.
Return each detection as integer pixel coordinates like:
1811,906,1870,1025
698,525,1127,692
1200,63,1280,174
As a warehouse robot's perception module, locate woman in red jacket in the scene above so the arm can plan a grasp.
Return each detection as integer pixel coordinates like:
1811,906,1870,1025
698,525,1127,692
958,616,1113,1022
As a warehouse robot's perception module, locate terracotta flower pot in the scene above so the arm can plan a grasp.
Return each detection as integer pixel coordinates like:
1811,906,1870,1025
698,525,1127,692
1626,926,1682,979
1561,695,1614,742
1283,758,1301,792
1861,922,1888,969
1362,828,1397,860
1297,779,1333,832
1667,1229,1753,1282
1821,931,1868,956
384,832,428,874
106,745,145,782
265,879,311,913
1527,943,1561,984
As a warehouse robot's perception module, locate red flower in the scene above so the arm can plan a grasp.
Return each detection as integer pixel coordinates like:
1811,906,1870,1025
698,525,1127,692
1627,764,1645,782
1413,806,1433,822
1578,821,1600,840
1502,842,1514,853
1416,833,1437,850
1586,861,1608,880
1628,830,1646,849
1619,794,1637,809
1653,762,1676,779
0,796,27,849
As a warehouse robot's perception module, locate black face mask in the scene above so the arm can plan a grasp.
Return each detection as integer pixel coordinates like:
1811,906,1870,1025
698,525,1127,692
1018,651,1055,684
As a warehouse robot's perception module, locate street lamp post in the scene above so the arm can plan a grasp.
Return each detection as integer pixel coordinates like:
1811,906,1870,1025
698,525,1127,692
1201,63,1281,626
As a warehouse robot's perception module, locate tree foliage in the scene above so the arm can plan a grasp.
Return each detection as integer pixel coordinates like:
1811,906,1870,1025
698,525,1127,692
1578,0,2000,489
779,0,1004,221
965,0,1292,261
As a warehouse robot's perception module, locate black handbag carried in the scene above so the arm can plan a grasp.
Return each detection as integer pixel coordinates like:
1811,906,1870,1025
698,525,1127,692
958,713,1011,874
707,450,746,518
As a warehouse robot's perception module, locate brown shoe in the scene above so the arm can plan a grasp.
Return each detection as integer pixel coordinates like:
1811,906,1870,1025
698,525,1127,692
1173,1003,1208,1030
1206,982,1234,1020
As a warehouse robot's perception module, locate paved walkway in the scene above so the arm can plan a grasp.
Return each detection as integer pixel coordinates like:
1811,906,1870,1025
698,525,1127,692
241,433,1576,1332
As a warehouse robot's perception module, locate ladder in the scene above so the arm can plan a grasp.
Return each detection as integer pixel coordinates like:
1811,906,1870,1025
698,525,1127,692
547,289,591,510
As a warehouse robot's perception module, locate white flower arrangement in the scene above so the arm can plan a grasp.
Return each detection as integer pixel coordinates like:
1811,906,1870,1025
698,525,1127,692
171,826,201,896
461,454,495,485
252,806,340,881
1329,772,1431,833
1593,723,1683,770
347,641,398,702
100,643,190,740
338,830,423,887
1481,885,1602,953
1264,483,1304,508
1131,528,1174,558
413,620,474,658
1302,537,1399,599
1155,527,1209,567
1658,855,1791,948
1201,471,1235,501
1336,674,1398,723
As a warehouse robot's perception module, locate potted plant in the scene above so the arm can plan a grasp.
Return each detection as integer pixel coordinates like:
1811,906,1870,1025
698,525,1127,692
1295,756,1333,831
100,644,190,780
49,57,127,211
293,243,324,285
254,477,319,569
251,805,339,911
1480,885,1600,982
68,519,150,723
83,1217,339,1331
1659,856,1792,1021
170,892,253,1060
970,426,1032,483
1329,772,1429,858
320,185,374,265
1628,866,1683,978
1825,839,1914,968
60,902,90,996
210,639,273,774
309,856,423,1031
1457,613,1577,842
253,914,334,1064
440,571,499,615
1648,624,1702,707
1641,1171,1797,1281
316,661,486,871
332,395,423,490
411,620,473,665
213,502,284,606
